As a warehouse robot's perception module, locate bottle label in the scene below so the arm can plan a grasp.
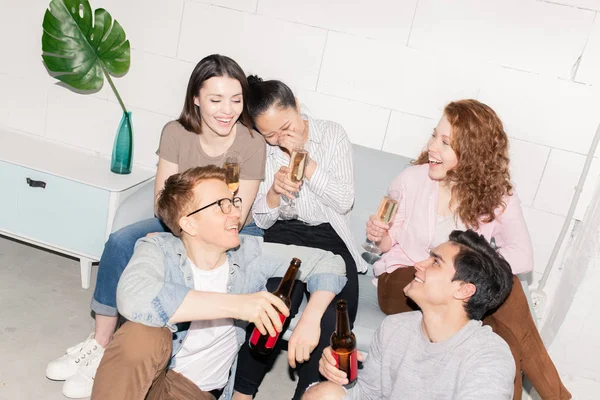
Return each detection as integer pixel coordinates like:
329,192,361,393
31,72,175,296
333,348,358,382
250,313,286,349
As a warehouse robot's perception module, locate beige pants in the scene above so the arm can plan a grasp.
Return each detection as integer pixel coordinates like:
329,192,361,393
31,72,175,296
92,321,217,400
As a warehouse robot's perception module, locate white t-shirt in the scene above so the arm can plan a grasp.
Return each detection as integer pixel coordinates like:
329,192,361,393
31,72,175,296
172,259,239,391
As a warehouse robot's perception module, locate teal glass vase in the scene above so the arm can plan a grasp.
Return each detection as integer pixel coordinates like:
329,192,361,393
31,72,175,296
111,111,133,174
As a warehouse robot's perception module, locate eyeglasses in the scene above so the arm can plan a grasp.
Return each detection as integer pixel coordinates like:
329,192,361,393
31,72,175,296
185,196,242,218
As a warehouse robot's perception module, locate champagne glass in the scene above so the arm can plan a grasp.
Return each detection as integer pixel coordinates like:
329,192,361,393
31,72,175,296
223,151,241,194
361,190,400,264
279,146,309,220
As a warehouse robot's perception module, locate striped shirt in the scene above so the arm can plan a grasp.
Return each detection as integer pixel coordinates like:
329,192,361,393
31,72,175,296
252,111,368,273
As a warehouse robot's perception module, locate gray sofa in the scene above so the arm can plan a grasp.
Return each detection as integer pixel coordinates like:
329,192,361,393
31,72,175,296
112,144,533,354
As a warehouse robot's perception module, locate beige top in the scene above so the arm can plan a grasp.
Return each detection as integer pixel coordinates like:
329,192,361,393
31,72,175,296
156,120,266,180
431,214,466,249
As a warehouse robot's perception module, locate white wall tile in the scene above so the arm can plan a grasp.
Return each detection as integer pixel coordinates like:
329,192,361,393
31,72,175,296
257,0,418,43
178,2,327,91
46,86,123,155
196,0,257,13
297,89,390,149
129,107,173,168
0,0,50,78
318,32,482,119
478,66,600,155
0,75,49,136
0,75,11,126
410,0,593,77
114,50,193,117
575,159,600,219
522,206,565,276
509,140,551,206
575,14,600,85
96,0,185,58
534,149,600,218
542,0,600,11
382,111,434,159
559,376,600,399
547,256,600,381
47,83,171,167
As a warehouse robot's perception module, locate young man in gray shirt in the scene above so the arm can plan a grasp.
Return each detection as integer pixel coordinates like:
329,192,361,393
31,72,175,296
304,229,515,400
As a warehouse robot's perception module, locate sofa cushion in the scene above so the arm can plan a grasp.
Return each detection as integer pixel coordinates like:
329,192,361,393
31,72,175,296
350,145,413,273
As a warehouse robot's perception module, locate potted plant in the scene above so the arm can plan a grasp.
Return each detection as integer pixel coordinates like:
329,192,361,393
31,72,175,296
41,0,133,174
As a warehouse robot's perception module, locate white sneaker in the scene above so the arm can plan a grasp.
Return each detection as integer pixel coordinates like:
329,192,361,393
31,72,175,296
62,348,104,399
46,333,104,381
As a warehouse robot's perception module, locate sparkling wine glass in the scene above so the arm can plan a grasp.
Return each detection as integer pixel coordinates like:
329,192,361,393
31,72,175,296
223,151,241,194
279,146,309,220
361,190,400,264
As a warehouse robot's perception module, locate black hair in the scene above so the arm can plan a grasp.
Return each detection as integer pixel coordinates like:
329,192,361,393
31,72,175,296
246,75,297,121
178,54,252,135
449,229,513,320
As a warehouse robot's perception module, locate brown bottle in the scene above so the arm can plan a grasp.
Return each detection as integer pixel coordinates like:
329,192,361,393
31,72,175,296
249,258,301,356
330,299,358,383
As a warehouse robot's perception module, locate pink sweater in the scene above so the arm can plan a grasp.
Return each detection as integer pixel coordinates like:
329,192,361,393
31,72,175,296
373,165,534,277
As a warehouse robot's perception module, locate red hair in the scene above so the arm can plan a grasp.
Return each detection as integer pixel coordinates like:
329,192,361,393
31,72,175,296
414,99,512,229
157,166,227,236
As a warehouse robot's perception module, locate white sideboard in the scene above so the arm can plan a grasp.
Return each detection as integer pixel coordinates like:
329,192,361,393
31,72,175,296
0,127,156,289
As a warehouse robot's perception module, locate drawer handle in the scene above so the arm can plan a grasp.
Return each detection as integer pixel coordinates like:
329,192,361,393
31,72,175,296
26,178,46,189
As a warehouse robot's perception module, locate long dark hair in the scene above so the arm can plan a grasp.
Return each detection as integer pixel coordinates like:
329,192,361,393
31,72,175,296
178,54,253,135
246,75,296,121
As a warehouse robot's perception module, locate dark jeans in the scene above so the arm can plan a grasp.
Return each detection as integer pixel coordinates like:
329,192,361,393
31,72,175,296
234,221,359,400
92,217,167,317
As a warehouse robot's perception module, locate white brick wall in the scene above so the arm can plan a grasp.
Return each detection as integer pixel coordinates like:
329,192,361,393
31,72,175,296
2,0,600,395
409,0,593,77
178,1,327,91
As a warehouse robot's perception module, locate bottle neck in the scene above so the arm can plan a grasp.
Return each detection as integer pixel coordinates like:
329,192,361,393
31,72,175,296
335,307,351,336
275,264,300,299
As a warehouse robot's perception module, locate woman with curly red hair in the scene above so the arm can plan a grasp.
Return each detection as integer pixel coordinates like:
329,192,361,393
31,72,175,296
366,99,570,399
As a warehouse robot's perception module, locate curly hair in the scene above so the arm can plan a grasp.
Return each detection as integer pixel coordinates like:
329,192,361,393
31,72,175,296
414,99,513,229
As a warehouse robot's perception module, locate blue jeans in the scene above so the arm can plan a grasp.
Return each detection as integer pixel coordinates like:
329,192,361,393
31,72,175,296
91,218,264,316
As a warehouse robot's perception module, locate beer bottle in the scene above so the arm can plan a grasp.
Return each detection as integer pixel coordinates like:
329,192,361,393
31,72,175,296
330,299,358,383
249,258,301,356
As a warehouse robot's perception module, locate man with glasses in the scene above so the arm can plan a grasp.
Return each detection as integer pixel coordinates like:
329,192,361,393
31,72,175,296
91,165,347,400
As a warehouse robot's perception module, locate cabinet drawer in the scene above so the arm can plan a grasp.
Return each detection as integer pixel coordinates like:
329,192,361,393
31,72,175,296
0,161,21,232
15,166,110,257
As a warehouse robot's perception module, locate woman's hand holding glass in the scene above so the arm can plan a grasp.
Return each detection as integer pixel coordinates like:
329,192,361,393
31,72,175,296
366,215,391,244
279,144,309,220
362,190,399,264
270,166,302,201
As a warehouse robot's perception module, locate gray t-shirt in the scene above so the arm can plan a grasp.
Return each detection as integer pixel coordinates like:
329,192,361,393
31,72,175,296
346,311,515,400
156,120,266,180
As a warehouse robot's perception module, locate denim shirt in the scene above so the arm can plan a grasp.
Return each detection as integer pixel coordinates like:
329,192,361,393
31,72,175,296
117,233,347,399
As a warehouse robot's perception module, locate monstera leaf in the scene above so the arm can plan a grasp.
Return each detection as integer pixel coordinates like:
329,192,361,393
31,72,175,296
42,0,130,111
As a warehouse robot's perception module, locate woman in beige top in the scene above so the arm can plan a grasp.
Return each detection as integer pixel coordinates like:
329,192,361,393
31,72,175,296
46,54,266,399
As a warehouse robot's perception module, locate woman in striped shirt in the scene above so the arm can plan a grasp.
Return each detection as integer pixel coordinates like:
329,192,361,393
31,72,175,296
233,76,363,400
